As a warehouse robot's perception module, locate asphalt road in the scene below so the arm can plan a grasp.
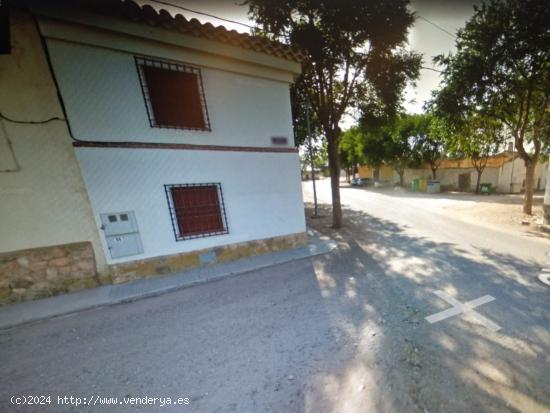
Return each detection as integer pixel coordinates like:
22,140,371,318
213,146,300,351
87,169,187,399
1,181,549,413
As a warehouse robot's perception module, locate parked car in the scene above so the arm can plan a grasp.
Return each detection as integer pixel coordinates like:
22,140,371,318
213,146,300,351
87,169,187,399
360,178,373,186
351,178,372,186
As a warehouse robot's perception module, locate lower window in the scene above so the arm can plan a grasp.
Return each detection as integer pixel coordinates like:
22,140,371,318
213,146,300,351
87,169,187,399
165,183,228,241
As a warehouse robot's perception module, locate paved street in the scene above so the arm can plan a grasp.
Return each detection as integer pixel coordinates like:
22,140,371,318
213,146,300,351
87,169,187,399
1,181,550,412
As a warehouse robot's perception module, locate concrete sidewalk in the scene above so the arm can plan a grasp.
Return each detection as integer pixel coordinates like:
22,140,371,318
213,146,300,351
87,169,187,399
0,231,337,330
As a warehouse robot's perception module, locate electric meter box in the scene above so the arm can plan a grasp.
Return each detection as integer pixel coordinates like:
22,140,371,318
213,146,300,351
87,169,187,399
100,211,143,259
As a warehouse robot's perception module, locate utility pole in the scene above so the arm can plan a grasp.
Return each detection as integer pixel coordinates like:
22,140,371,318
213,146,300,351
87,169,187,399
509,144,515,193
306,105,319,218
543,162,550,225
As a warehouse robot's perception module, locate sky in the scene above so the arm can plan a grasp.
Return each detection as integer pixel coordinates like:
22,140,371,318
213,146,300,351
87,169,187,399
141,0,480,116
406,0,479,113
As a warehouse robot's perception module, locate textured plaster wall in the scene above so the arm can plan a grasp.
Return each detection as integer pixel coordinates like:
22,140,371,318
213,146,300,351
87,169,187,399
76,148,306,264
0,10,107,272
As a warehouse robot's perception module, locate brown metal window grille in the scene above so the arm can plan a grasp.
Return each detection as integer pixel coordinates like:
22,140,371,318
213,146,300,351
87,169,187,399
135,57,211,131
165,183,228,241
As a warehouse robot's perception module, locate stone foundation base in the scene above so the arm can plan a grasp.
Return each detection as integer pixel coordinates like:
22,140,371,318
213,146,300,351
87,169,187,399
0,242,97,305
0,233,308,305
109,232,308,285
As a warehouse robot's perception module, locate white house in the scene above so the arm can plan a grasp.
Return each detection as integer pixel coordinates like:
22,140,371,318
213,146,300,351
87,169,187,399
0,0,306,304
359,152,548,193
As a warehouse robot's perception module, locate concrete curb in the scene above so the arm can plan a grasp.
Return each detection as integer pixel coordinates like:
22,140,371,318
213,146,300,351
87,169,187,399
0,232,337,330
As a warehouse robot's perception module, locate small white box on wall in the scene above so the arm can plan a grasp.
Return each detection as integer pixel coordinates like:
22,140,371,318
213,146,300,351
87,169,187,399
100,211,144,259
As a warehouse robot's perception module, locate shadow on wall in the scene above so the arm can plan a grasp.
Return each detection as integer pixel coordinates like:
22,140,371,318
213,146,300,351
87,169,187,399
300,203,550,412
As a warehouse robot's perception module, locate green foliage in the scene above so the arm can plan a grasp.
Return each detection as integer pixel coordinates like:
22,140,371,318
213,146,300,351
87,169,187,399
341,113,428,184
247,0,422,226
360,122,394,169
434,3,548,166
301,137,328,171
389,115,424,176
433,0,548,207
291,85,321,147
440,113,505,193
406,114,446,179
339,127,364,170
444,115,505,164
247,0,423,137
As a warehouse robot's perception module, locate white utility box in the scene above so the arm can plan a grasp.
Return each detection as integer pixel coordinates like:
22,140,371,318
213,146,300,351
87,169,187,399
100,211,143,259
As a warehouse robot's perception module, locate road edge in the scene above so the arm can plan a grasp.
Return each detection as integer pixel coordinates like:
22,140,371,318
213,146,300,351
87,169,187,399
0,231,337,330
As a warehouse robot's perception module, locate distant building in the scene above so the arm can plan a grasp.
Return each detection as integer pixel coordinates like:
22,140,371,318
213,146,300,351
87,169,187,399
358,151,548,193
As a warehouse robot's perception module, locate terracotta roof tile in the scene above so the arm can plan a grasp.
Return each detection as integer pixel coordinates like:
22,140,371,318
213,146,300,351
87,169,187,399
63,0,304,62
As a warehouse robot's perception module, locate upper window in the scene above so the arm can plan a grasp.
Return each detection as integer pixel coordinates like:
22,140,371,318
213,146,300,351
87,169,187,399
165,183,228,241
136,57,211,131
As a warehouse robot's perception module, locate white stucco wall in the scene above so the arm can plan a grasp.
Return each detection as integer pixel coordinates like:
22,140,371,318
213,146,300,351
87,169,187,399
37,11,306,264
497,158,548,193
46,39,295,148
435,167,500,190
76,148,306,264
402,166,503,191
402,158,548,193
0,11,107,271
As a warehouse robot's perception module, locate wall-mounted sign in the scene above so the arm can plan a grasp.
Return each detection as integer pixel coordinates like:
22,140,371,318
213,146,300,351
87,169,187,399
271,136,288,146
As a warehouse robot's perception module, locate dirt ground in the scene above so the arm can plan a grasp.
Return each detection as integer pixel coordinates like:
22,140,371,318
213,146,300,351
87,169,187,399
436,192,543,232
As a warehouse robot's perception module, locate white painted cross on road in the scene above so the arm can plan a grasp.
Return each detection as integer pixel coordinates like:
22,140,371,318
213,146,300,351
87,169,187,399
538,268,550,286
425,290,501,332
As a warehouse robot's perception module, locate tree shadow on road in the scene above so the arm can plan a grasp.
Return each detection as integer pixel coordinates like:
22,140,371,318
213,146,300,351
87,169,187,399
304,203,550,413
1,202,548,413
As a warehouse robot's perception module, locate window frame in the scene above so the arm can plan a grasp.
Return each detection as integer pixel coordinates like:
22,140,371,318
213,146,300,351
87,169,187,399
164,183,229,241
135,56,211,131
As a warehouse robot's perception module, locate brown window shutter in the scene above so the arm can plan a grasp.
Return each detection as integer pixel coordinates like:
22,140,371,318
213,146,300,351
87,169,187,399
142,65,206,129
170,185,224,237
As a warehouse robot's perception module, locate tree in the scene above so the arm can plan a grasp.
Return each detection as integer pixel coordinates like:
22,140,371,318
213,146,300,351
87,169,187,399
351,113,424,186
300,136,328,177
444,115,505,193
434,0,550,213
409,114,446,180
290,85,321,148
360,124,393,181
389,115,423,186
339,128,364,182
247,0,421,228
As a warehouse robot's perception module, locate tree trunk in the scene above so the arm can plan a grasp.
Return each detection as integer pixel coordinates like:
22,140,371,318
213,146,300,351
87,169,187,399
431,166,437,180
543,162,550,224
398,171,404,187
475,169,482,194
327,134,342,228
523,161,536,215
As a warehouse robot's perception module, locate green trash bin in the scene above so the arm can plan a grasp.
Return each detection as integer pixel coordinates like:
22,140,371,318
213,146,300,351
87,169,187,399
411,179,420,192
480,183,492,194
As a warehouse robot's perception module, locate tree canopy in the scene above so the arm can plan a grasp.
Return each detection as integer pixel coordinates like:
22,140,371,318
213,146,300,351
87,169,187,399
433,0,549,212
247,0,421,227
444,114,506,193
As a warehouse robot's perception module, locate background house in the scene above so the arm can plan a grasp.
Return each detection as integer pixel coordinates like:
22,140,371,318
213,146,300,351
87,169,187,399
0,0,306,304
357,152,548,193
